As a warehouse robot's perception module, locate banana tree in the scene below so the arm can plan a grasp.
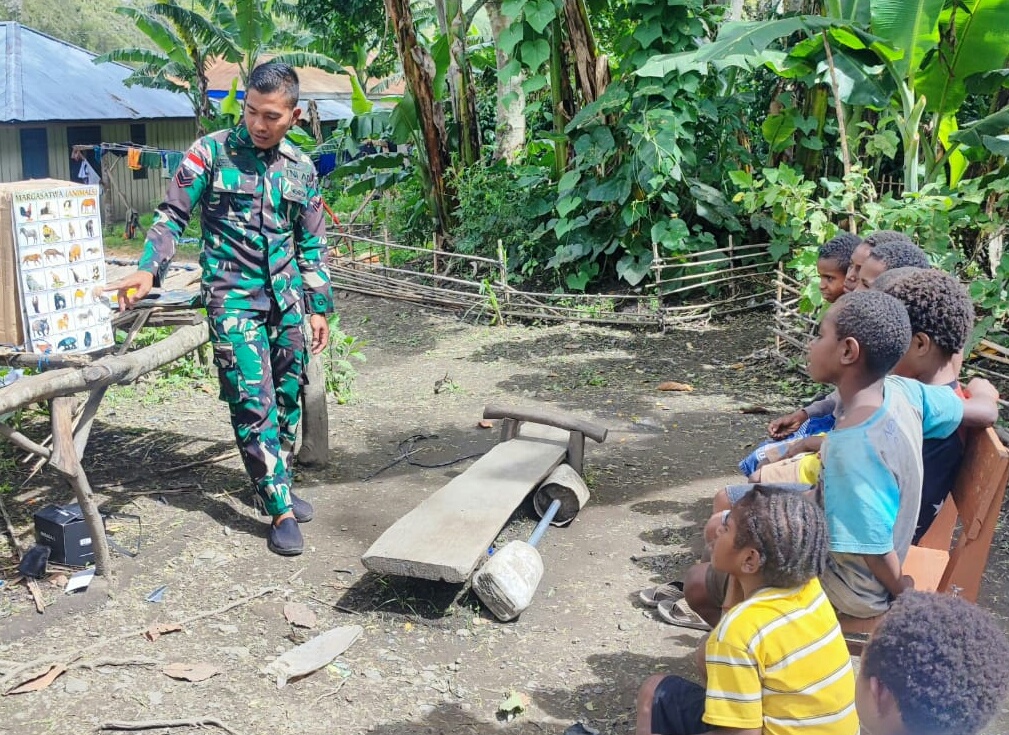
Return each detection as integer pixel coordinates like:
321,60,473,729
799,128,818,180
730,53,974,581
639,0,1009,193
94,0,233,135
203,0,344,87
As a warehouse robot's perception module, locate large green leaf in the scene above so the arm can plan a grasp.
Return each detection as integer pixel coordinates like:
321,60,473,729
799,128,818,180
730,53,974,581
916,0,1009,114
938,113,968,187
637,16,844,78
825,0,870,25
524,0,556,34
869,0,943,80
114,8,190,67
519,39,550,71
948,105,1009,150
268,51,344,75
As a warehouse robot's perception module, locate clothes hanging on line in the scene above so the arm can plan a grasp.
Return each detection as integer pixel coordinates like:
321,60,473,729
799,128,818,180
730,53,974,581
127,147,143,170
78,159,101,185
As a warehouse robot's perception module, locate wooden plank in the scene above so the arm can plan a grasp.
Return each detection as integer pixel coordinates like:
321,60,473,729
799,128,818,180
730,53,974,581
361,424,569,582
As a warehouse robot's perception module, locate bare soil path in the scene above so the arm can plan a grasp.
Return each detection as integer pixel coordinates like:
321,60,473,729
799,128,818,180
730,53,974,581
1,293,1007,735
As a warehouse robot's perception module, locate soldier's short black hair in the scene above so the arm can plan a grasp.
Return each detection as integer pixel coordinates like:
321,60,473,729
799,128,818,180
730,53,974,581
831,291,911,378
732,485,828,588
862,229,915,248
248,61,300,107
867,239,930,271
862,591,1009,735
818,232,861,271
876,268,974,355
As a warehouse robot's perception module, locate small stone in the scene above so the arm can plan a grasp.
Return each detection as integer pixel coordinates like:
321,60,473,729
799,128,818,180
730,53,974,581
363,669,383,681
63,676,88,694
618,623,630,631
455,629,471,638
223,526,232,536
217,624,239,635
147,691,164,707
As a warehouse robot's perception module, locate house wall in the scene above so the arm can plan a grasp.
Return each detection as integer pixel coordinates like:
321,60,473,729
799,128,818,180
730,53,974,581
0,119,197,222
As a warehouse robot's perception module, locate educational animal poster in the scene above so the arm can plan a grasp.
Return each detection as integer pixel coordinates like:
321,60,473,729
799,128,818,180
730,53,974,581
11,185,113,354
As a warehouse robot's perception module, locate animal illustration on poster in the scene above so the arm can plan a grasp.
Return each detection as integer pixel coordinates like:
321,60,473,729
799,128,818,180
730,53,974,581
10,185,112,354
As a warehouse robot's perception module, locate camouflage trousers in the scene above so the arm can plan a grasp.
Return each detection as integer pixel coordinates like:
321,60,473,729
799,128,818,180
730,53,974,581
209,304,307,517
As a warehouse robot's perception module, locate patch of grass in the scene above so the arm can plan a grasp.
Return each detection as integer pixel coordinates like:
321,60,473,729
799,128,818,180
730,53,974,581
103,213,202,260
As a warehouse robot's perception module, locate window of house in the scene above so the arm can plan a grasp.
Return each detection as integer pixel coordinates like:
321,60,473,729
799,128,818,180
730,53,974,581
19,128,50,179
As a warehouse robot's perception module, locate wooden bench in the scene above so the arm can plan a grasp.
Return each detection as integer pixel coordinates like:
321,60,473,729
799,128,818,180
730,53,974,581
839,426,1009,651
361,405,607,583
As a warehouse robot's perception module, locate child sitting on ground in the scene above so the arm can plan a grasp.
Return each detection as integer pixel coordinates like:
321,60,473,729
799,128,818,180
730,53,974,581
680,291,998,626
636,486,858,735
855,240,929,291
855,591,1009,735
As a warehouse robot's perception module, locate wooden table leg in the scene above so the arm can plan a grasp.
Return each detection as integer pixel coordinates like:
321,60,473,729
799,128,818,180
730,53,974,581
49,396,112,577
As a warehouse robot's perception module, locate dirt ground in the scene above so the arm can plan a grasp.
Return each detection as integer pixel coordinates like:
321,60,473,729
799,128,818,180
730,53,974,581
1,293,1008,735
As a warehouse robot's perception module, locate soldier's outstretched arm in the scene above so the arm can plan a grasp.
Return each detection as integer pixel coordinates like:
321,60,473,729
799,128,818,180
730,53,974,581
107,140,213,310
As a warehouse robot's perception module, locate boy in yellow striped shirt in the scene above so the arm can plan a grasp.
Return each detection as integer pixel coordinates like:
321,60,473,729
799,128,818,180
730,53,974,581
636,486,857,735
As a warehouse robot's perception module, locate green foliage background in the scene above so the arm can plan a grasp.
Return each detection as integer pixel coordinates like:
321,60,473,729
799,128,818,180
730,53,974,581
0,0,151,53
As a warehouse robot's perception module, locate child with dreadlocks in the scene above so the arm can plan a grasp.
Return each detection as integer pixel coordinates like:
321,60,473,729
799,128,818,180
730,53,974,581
680,291,998,626
636,486,858,735
855,591,1009,735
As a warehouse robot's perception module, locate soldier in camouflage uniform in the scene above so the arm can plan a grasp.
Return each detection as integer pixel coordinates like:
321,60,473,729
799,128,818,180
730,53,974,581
109,62,333,556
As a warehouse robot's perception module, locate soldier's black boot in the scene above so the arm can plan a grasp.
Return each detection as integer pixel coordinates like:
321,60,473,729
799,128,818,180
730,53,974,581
268,517,304,556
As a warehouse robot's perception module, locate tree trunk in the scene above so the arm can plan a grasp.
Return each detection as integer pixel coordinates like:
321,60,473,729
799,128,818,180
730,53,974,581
549,17,574,176
486,0,525,162
562,0,609,105
385,0,453,246
437,0,482,167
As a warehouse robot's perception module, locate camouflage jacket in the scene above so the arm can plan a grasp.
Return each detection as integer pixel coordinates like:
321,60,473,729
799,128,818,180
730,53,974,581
138,125,333,314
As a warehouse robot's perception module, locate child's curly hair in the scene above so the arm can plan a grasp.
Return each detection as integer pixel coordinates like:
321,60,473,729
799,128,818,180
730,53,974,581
862,230,915,248
831,291,912,378
866,239,930,271
731,485,827,588
875,268,974,355
862,591,1009,735
819,232,862,272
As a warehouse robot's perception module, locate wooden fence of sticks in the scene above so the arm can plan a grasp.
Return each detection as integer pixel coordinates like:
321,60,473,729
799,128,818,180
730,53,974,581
327,231,778,330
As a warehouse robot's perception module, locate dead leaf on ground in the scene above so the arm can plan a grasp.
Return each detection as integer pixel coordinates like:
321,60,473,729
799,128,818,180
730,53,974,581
144,623,183,642
47,574,69,588
477,419,494,429
658,381,694,392
161,662,220,682
7,665,66,694
284,602,317,629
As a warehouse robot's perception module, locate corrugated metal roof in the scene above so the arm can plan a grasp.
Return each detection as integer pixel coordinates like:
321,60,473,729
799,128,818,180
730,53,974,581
0,22,194,123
